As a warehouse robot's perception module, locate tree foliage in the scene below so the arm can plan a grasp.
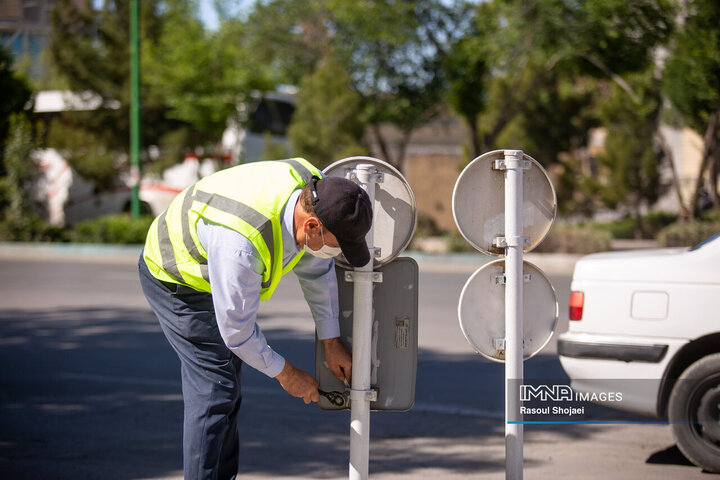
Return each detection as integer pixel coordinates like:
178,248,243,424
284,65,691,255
46,0,254,190
49,0,163,150
469,0,673,150
240,0,465,170
142,0,272,139
596,73,670,235
29,0,720,227
287,56,367,168
445,0,675,216
0,45,32,174
663,0,720,214
0,113,46,240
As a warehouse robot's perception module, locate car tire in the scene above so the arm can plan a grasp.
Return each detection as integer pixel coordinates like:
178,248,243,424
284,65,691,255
668,353,720,473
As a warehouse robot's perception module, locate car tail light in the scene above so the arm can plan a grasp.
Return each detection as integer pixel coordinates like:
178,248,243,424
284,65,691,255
569,291,584,320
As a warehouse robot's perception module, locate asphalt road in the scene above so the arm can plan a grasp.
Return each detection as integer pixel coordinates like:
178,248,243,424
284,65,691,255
0,248,711,479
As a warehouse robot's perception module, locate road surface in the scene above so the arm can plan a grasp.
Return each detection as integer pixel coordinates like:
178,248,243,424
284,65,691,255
0,248,709,479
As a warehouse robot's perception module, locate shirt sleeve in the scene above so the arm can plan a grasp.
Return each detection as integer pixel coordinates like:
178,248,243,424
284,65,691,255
292,253,341,340
197,219,286,378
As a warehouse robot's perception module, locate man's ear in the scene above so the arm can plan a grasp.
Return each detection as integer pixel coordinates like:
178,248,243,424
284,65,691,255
303,216,321,235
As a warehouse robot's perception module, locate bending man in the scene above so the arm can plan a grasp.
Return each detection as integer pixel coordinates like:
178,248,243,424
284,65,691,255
138,158,373,479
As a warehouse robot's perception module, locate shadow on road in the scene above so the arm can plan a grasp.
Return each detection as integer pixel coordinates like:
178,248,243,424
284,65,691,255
646,445,694,467
0,306,653,479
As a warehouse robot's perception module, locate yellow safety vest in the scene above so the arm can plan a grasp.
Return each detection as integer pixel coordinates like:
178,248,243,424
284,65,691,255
143,158,323,300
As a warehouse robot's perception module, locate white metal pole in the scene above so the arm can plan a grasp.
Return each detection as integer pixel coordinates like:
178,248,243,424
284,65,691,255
349,164,377,480
504,150,524,480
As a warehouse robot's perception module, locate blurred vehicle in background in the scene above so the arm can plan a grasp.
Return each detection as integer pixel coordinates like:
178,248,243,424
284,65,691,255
31,90,295,226
34,148,219,225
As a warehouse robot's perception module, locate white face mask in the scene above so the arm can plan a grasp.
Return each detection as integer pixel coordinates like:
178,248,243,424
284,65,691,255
304,228,342,259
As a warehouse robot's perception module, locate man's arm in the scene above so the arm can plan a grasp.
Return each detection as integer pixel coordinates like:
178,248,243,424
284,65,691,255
198,220,321,402
293,254,352,384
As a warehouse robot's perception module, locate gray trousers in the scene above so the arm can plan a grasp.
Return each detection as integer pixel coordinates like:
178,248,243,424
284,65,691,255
139,256,242,480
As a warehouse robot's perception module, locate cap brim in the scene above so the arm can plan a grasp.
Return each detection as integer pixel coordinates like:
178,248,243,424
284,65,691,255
338,237,370,267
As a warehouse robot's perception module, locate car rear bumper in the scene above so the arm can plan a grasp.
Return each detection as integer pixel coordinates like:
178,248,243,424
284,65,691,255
558,338,668,363
558,332,689,417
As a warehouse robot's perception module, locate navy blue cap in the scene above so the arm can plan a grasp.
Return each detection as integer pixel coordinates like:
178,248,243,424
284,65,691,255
311,176,373,267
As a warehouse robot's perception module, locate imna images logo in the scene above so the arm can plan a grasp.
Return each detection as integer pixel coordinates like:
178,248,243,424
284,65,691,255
519,384,623,403
520,384,573,402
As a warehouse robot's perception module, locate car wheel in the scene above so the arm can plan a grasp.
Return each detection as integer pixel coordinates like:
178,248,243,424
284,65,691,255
668,353,720,472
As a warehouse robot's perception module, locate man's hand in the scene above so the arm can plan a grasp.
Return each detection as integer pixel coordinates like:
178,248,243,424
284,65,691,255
275,361,319,404
323,337,352,385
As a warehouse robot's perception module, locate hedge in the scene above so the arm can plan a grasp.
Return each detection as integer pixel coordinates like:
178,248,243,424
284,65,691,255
64,214,155,244
657,221,720,247
533,225,612,254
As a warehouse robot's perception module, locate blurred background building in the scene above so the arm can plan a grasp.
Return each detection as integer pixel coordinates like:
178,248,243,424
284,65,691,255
0,0,61,78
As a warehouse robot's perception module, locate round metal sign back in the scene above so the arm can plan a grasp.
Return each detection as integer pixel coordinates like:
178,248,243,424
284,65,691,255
458,259,558,362
324,156,417,268
452,150,557,256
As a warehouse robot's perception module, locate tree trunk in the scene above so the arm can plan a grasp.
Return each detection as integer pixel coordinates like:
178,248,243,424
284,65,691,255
369,123,411,174
394,129,413,174
690,104,720,217
656,128,689,219
711,147,720,209
370,123,393,166
465,113,482,159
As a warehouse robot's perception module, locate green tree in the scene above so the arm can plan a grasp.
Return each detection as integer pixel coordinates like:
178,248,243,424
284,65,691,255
329,0,462,171
241,0,463,171
596,73,670,236
444,0,675,215
45,115,121,192
47,0,162,190
443,3,492,159
0,113,44,240
663,0,720,216
480,0,674,149
48,0,165,150
47,0,237,190
0,45,32,174
240,0,327,87
288,56,367,168
142,0,269,140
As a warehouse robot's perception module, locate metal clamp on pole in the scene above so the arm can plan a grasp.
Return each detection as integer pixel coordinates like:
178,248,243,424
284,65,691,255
493,236,531,248
346,169,385,185
493,274,532,285
493,150,531,171
350,388,378,403
344,271,383,283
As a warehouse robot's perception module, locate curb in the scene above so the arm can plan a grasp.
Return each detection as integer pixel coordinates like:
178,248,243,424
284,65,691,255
405,250,582,275
0,242,582,274
0,242,143,263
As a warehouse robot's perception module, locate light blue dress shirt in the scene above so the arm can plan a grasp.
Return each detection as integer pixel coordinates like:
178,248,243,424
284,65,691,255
195,189,340,378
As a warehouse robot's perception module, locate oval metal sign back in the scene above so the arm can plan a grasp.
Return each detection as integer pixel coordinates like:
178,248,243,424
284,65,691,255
324,156,417,268
458,259,558,362
452,150,557,256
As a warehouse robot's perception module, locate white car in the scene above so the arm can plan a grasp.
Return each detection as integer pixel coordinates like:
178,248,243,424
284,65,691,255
558,232,720,473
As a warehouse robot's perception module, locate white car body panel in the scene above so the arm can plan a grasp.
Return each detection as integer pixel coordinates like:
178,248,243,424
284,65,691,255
558,234,720,418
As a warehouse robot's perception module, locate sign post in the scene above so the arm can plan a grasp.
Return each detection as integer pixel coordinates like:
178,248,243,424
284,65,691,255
349,164,378,480
317,157,418,480
453,149,558,480
502,150,526,479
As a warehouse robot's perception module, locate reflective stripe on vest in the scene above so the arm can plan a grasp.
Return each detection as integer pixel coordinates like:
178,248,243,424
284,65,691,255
194,189,275,289
143,158,322,300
